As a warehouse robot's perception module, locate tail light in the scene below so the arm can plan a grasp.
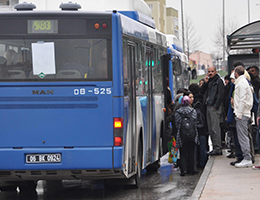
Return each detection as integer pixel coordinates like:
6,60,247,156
114,137,122,146
114,118,123,146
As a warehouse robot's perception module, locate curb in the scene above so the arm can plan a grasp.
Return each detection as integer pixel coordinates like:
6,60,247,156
190,155,215,200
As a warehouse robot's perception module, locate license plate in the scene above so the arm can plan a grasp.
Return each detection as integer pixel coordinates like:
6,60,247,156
26,153,61,164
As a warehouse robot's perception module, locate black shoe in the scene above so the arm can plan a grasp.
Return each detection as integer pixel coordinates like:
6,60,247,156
230,160,242,166
207,150,222,156
197,165,205,170
180,171,187,176
252,157,255,164
174,159,180,168
188,170,199,175
226,152,235,158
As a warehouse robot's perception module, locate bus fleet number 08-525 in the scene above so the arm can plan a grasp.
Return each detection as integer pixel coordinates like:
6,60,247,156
74,88,112,96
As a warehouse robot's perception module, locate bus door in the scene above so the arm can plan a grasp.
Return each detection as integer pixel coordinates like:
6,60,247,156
161,54,170,154
126,43,136,174
145,47,153,164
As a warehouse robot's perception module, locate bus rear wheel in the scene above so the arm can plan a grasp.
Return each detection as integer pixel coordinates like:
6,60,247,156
146,139,161,172
132,141,142,188
0,185,17,192
18,181,37,192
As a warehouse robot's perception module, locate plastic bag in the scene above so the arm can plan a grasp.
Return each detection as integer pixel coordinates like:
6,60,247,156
168,137,178,163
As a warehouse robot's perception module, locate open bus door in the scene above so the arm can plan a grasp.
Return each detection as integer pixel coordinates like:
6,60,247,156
161,54,183,155
161,54,170,155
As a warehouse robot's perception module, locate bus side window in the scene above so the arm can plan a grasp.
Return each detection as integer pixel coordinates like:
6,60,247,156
135,43,144,95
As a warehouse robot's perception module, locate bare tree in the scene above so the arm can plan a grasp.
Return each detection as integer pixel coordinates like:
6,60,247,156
181,16,203,57
212,17,240,55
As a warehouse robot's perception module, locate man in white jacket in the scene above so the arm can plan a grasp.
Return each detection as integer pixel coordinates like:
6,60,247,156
234,65,253,168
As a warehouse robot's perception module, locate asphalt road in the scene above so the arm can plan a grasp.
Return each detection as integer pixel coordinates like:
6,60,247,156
0,154,202,200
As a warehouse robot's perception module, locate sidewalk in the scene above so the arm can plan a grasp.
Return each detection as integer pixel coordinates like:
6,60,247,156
191,151,260,200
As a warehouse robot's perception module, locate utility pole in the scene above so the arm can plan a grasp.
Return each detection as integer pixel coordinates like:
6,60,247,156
223,0,225,71
181,0,185,53
248,0,250,23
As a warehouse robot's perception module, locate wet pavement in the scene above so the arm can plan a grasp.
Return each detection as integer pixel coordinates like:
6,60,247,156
198,152,260,200
0,154,203,200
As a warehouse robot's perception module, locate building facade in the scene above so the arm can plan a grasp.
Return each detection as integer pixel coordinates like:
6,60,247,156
189,51,213,71
145,0,166,33
0,0,18,10
0,0,18,6
166,7,178,37
145,0,178,37
146,0,161,30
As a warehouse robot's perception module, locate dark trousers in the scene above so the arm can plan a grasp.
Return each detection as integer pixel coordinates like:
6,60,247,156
257,119,260,154
180,141,196,173
197,135,208,168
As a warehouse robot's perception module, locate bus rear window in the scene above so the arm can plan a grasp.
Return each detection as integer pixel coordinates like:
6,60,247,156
0,38,111,81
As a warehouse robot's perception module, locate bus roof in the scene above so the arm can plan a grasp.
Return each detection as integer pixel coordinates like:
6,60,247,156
168,45,188,63
0,8,165,48
166,34,183,52
19,0,152,18
120,13,166,47
16,1,155,29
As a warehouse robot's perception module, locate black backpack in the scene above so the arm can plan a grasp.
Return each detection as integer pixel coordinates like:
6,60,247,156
193,101,205,128
178,110,196,142
246,79,259,113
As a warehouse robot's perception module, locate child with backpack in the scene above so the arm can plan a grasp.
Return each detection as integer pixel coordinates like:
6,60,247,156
175,95,199,176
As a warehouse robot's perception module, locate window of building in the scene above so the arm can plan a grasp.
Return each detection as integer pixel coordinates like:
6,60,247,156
174,17,178,29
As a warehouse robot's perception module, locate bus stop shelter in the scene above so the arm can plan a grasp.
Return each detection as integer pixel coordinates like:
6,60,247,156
227,20,260,73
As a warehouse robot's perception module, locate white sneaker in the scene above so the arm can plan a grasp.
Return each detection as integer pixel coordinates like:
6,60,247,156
252,165,260,170
235,159,252,168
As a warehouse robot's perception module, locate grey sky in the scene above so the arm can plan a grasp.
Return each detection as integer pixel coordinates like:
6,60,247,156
166,0,260,54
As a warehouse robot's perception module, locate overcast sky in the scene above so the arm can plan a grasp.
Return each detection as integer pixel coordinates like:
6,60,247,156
166,0,260,54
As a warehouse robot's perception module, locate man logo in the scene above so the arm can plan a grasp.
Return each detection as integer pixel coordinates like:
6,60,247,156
32,90,54,95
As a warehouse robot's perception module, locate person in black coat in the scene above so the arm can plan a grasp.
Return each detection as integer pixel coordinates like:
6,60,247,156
199,67,224,156
189,83,208,168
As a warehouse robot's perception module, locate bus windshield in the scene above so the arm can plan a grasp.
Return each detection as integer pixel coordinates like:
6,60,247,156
0,38,111,81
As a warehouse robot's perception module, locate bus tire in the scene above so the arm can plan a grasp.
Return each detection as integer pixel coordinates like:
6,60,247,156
133,141,142,188
0,185,17,192
146,139,161,172
18,181,37,192
161,123,168,155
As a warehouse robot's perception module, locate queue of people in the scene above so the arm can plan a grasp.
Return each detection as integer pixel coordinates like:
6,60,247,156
168,61,260,176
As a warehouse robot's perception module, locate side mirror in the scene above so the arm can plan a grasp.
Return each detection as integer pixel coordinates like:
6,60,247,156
191,68,197,79
172,56,182,76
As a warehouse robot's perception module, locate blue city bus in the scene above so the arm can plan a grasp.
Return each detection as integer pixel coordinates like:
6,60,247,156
0,2,168,190
166,36,189,100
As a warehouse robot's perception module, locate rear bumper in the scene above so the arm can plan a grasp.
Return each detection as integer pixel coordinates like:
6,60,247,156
0,147,124,181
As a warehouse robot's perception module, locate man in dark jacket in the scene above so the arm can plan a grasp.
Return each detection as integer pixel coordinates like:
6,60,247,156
248,66,260,155
200,66,224,156
248,66,260,99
